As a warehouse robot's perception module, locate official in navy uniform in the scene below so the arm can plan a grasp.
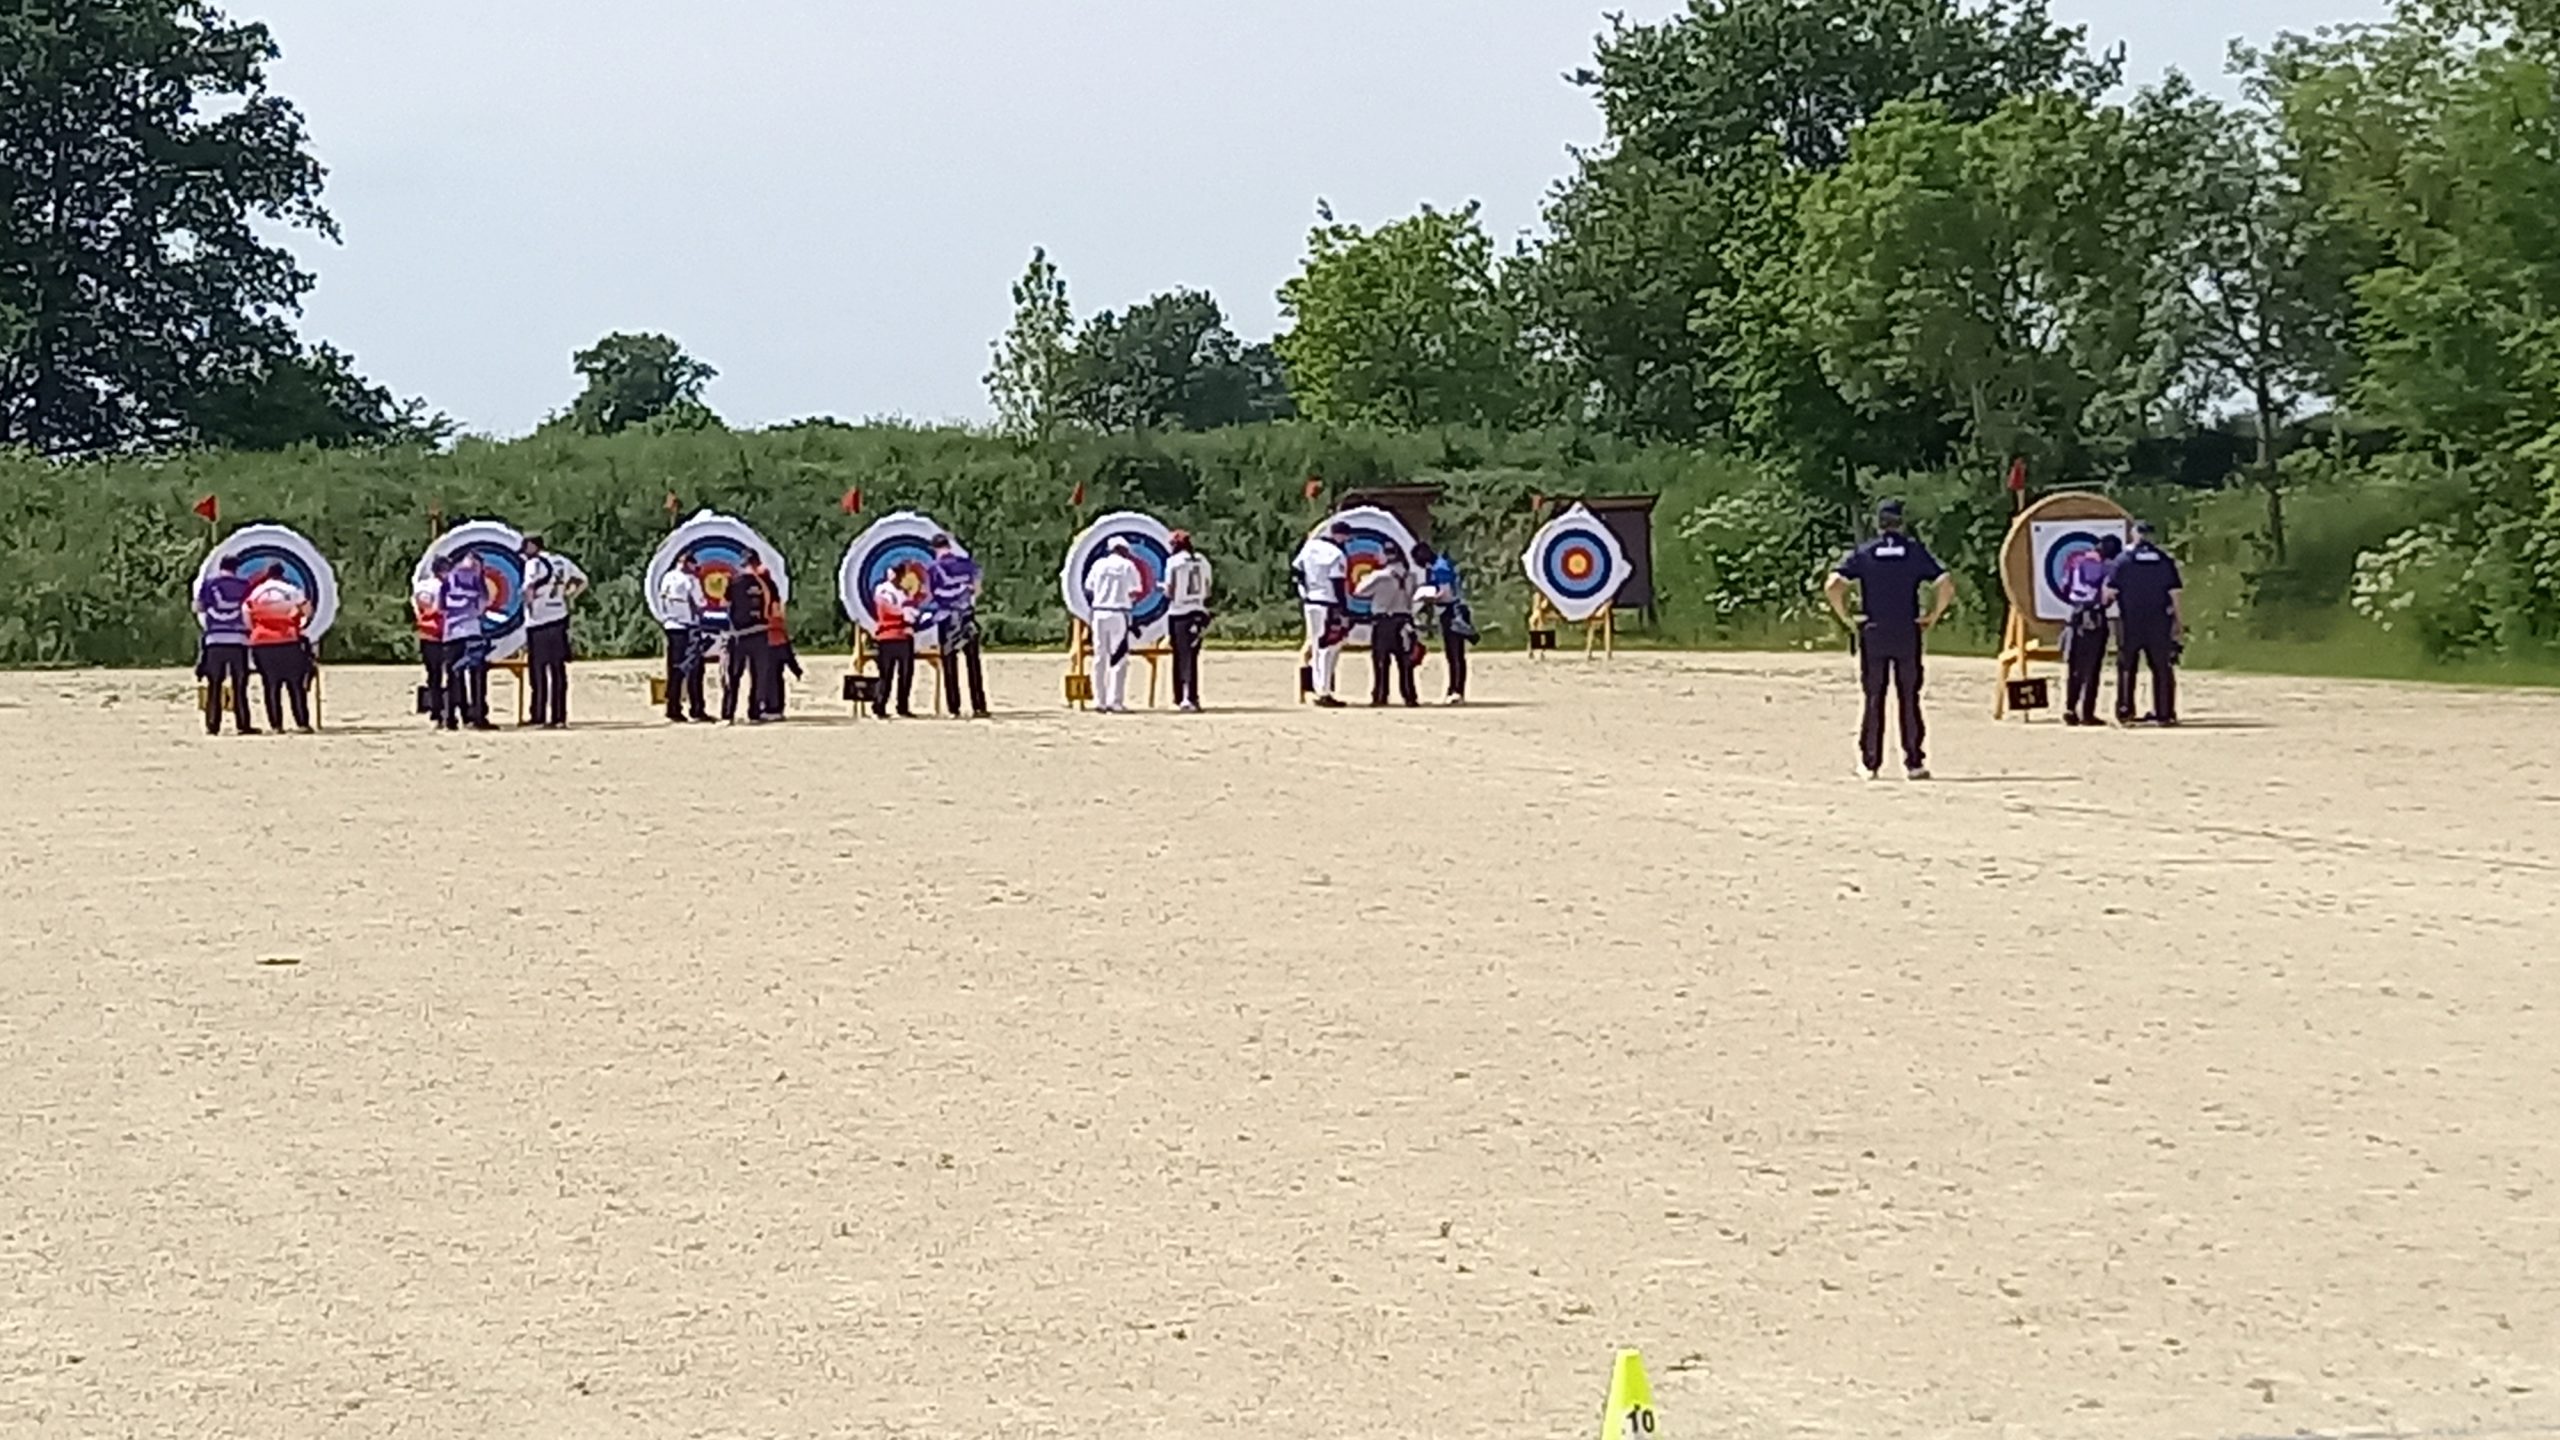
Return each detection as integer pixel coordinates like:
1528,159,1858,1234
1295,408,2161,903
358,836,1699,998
2104,521,2184,726
1825,500,1957,780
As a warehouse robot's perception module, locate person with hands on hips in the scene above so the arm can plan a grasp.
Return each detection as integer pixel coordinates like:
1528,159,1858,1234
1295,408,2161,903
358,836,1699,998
1824,499,1956,781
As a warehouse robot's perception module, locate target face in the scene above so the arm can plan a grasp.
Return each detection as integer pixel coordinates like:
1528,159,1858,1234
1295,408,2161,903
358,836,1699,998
193,524,339,640
416,519,530,660
1316,505,1420,646
1522,505,1630,623
647,511,789,628
2028,518,2131,622
839,511,963,654
1059,511,1176,648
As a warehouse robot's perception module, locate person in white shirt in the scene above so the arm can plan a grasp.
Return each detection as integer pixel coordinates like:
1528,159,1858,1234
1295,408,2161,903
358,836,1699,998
1164,530,1213,712
1082,536,1145,713
656,555,710,722
1292,521,1351,708
411,559,450,726
519,534,589,728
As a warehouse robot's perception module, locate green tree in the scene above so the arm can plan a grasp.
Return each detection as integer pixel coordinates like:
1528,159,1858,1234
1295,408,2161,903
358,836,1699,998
1523,0,2122,476
0,0,334,454
566,332,718,436
1513,153,1732,440
985,247,1076,445
1275,203,1533,430
1066,288,1292,432
185,342,451,451
1799,95,2169,473
2132,69,2355,562
1575,0,2120,176
2266,15,2560,640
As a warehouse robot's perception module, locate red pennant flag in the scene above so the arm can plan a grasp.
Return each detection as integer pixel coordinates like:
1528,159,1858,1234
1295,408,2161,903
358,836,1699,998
839,486,862,516
1302,476,1323,502
2005,457,2028,494
1069,480,1087,508
191,494,219,523
663,491,680,517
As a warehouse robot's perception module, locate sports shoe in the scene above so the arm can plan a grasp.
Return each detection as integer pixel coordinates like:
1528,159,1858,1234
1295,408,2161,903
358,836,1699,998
1906,766,1933,781
1313,696,1345,709
1859,766,1881,781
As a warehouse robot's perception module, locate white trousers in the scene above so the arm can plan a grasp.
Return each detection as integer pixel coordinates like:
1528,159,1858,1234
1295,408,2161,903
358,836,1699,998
1091,609,1132,711
1301,602,1340,695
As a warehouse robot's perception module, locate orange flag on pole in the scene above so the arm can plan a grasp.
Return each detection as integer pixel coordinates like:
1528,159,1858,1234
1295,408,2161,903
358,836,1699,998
191,494,219,523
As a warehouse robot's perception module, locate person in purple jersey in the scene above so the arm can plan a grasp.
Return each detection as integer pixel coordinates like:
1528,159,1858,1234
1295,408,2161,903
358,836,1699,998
194,556,257,735
2060,533,2123,727
924,534,989,718
439,551,497,731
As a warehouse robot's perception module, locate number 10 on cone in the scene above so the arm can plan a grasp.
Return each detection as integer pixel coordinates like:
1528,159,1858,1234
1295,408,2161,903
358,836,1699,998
1601,1349,1658,1440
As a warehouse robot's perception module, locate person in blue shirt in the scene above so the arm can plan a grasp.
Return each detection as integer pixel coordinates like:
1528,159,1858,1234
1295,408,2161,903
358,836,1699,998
924,534,989,719
1412,542,1476,704
1824,500,1957,780
2104,521,2183,726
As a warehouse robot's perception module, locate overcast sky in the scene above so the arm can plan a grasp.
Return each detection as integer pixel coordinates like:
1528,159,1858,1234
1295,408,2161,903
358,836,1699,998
236,0,2388,437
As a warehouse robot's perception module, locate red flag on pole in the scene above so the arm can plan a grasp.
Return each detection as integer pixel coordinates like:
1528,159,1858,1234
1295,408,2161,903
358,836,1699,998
1302,475,1323,502
2005,457,2028,494
191,494,219,523
663,491,680,517
1069,480,1086,509
839,486,862,516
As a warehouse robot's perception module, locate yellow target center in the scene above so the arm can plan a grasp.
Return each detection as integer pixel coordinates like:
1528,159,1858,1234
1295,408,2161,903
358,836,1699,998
1563,550,1594,579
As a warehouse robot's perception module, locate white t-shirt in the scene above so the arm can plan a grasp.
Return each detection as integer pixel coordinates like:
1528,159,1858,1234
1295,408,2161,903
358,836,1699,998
1166,552,1213,617
522,553,588,626
1084,554,1143,612
410,576,442,625
657,569,705,630
1293,536,1347,604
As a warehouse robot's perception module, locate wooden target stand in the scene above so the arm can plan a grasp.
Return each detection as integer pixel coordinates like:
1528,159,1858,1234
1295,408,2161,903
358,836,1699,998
1526,593,1617,658
1995,490,2132,719
1065,619,1168,709
846,628,950,716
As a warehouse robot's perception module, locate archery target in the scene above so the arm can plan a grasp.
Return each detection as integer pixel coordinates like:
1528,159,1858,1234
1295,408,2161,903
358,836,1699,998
194,524,339,640
2029,518,2132,623
415,519,530,660
839,511,964,654
1060,511,1175,648
647,511,789,628
1316,505,1419,645
1522,505,1630,623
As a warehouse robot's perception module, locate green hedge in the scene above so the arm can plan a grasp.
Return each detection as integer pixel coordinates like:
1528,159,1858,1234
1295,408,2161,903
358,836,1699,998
0,422,1762,667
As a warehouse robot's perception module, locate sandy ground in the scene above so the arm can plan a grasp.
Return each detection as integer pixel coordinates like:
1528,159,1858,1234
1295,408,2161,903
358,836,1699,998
1,648,2556,1440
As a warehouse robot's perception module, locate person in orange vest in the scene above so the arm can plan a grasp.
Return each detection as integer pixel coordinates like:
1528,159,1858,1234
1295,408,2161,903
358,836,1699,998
748,554,799,720
245,566,316,733
412,555,451,726
869,570,919,719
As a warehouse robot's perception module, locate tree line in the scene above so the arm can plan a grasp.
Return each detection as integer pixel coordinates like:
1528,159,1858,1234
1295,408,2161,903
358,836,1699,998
6,1,2558,667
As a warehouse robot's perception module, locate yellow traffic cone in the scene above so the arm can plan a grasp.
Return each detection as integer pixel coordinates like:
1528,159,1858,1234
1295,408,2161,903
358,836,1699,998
1599,1348,1658,1440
